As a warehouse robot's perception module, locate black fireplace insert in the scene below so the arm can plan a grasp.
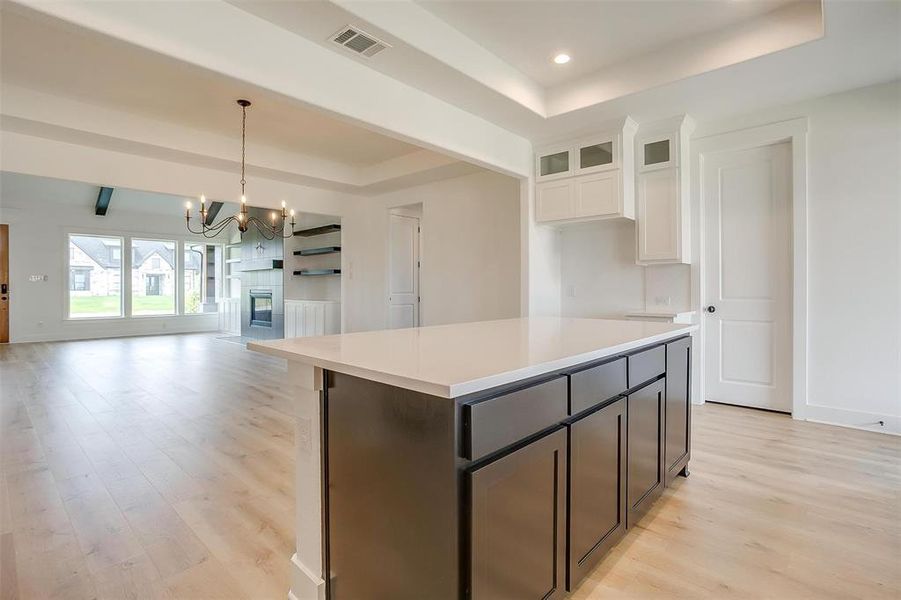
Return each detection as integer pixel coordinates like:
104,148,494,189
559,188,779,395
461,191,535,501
249,289,273,327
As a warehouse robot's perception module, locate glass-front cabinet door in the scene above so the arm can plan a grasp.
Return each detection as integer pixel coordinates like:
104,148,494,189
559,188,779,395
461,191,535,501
576,135,617,174
536,145,573,181
639,135,675,171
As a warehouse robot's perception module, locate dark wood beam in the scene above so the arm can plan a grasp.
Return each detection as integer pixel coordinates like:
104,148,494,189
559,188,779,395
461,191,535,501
204,201,224,226
95,187,114,216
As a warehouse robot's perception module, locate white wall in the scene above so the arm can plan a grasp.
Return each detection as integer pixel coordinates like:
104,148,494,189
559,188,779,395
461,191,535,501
343,170,522,331
0,173,225,342
555,219,691,319
696,80,901,432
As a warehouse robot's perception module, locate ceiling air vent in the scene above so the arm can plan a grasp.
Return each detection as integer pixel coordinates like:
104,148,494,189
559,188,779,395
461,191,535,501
331,25,390,58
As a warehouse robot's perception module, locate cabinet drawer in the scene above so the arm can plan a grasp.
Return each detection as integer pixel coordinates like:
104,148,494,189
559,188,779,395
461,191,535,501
628,345,665,387
463,377,567,461
569,357,626,415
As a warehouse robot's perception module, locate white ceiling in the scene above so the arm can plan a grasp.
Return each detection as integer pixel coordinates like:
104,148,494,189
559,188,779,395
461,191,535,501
0,8,424,167
2,0,898,184
417,0,797,87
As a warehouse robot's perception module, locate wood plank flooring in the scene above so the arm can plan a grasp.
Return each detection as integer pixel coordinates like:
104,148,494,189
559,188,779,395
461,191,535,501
1,333,899,599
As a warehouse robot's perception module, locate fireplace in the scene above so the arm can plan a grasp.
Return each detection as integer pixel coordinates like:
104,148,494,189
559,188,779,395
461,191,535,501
249,289,273,328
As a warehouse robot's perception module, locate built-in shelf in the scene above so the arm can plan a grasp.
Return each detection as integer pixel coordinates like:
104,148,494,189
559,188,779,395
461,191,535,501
294,224,341,237
294,269,341,276
225,258,242,264
226,243,242,248
226,275,241,280
294,246,341,256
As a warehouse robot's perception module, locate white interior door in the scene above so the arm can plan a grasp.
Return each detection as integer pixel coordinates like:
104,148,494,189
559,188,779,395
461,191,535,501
388,214,420,329
704,142,791,412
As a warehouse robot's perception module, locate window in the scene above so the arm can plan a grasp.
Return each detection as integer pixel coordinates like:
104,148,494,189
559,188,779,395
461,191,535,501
132,239,176,315
68,234,122,318
67,234,222,320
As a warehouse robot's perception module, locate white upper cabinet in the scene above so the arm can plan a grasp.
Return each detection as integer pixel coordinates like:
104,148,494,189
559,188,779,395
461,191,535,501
535,117,637,224
635,115,694,265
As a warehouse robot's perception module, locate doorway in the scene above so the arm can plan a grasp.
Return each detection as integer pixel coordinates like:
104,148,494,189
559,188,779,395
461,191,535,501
0,224,7,343
703,142,792,412
387,206,421,329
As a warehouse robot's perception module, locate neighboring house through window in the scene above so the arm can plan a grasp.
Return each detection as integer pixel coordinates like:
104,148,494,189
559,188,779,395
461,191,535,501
69,267,92,291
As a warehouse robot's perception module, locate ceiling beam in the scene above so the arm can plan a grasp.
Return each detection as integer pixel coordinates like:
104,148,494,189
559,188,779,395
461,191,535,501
95,186,113,215
204,201,223,226
10,0,532,177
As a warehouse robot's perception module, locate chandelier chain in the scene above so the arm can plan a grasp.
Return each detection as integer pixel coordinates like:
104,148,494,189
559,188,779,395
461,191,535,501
240,103,247,195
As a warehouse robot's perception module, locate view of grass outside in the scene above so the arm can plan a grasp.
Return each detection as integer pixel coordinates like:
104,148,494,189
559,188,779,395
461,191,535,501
70,295,179,315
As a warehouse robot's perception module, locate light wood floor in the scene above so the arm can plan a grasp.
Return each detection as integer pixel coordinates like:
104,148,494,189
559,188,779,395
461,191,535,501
1,334,899,599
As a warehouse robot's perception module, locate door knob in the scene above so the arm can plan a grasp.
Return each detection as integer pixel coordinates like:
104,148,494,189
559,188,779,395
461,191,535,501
706,305,716,313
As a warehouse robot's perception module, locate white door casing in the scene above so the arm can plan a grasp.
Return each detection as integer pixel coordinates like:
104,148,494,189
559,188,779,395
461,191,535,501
704,142,792,412
388,214,420,329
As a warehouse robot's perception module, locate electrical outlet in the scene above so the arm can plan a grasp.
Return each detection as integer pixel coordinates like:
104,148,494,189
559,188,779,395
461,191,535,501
567,284,576,298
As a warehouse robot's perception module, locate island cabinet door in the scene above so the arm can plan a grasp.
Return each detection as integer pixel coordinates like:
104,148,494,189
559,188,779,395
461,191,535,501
468,427,567,600
626,378,665,527
567,397,627,591
665,337,692,485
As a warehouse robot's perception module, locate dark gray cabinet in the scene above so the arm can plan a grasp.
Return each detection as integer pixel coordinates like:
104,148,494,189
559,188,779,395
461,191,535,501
627,378,665,526
665,337,692,485
469,427,567,600
567,397,627,591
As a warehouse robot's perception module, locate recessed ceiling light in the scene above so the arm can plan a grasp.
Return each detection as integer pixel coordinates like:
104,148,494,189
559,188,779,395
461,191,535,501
553,53,571,65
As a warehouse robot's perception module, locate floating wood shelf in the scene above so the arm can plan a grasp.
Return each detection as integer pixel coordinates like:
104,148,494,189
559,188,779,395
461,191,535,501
225,258,242,264
294,269,342,276
294,224,341,237
294,246,341,256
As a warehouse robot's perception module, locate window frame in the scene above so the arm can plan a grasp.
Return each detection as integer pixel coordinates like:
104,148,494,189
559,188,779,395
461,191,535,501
66,233,125,320
64,230,223,322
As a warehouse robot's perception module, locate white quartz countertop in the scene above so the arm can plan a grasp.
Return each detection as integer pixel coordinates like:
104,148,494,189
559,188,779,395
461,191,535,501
248,317,696,398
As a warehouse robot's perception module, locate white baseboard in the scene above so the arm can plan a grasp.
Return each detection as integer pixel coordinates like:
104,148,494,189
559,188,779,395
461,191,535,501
804,404,899,436
289,553,326,600
11,316,219,343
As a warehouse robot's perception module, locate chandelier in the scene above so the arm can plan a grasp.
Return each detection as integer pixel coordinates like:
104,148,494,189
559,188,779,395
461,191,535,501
184,99,295,239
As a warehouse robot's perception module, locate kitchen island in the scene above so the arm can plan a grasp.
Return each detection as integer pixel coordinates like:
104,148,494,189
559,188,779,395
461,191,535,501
248,317,695,600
